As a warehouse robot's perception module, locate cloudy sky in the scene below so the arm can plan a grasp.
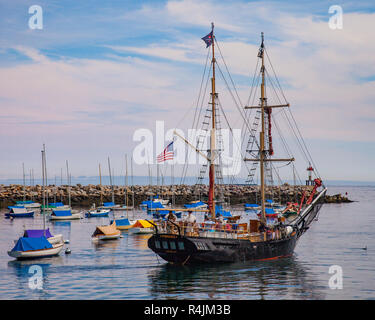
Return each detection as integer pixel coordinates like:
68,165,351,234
0,0,374,183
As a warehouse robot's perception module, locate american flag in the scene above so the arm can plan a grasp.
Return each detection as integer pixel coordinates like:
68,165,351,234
157,141,174,163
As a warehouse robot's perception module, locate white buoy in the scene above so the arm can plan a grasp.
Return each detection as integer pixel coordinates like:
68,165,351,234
64,239,70,244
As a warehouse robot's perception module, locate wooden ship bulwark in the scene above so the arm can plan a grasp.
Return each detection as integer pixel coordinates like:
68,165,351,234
147,25,327,265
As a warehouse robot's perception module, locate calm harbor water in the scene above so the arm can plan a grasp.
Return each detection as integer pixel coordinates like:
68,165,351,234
0,186,374,300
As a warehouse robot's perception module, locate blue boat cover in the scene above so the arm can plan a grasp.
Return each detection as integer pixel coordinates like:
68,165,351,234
266,199,273,203
16,200,34,204
103,202,115,207
52,210,72,216
11,236,52,252
24,229,53,238
265,208,275,214
8,205,25,209
50,202,64,207
111,218,131,226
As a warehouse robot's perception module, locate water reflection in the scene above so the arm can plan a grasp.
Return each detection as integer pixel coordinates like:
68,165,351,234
148,256,325,300
7,256,65,299
92,239,121,251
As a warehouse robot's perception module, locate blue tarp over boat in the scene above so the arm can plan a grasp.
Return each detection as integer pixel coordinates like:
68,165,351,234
49,202,64,207
7,205,25,209
103,202,115,207
23,229,53,238
16,200,34,204
216,205,232,218
111,218,131,226
11,236,53,252
52,210,72,217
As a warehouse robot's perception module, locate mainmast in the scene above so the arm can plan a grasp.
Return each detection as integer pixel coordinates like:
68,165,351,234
208,22,216,220
244,33,294,225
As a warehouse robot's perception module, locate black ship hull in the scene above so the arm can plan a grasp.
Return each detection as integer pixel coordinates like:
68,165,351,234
147,188,326,265
148,233,297,265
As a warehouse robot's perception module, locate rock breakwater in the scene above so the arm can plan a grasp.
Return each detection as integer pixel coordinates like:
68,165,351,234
0,184,352,208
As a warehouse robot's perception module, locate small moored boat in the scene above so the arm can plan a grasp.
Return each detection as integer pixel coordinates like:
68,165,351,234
129,220,155,234
5,207,34,218
49,209,82,220
8,236,64,260
85,208,111,218
92,222,121,241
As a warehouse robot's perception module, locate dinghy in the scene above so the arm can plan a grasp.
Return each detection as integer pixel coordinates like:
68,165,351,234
111,218,136,231
91,222,121,241
8,236,64,260
5,207,34,218
129,219,155,234
21,228,64,246
15,200,41,209
85,208,111,218
49,209,82,221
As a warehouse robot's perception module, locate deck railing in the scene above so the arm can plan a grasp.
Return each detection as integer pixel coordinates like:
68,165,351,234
152,220,285,242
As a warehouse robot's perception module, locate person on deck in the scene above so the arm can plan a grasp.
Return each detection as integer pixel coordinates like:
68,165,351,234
166,211,177,222
184,211,197,235
165,210,178,233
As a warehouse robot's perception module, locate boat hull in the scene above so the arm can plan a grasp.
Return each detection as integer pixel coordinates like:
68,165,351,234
8,243,64,260
5,211,34,218
85,210,110,218
148,189,326,265
148,233,297,264
92,233,121,241
49,213,82,220
130,227,154,234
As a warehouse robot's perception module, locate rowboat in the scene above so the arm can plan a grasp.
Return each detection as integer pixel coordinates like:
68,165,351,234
92,222,121,241
111,218,136,230
8,236,64,260
49,209,82,220
5,207,34,218
85,208,111,218
128,220,155,234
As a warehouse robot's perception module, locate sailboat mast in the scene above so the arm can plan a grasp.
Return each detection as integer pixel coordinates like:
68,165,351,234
66,160,71,208
108,157,115,204
259,32,267,225
209,22,216,220
42,144,46,235
99,163,103,206
22,163,26,202
125,154,128,210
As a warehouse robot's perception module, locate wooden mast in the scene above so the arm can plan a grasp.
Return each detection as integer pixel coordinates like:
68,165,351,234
66,160,71,208
125,154,128,211
42,145,46,234
259,32,266,225
108,157,115,204
245,33,294,225
209,22,216,220
99,163,103,206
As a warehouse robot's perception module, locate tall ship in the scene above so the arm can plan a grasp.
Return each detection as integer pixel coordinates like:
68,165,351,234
148,24,327,264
